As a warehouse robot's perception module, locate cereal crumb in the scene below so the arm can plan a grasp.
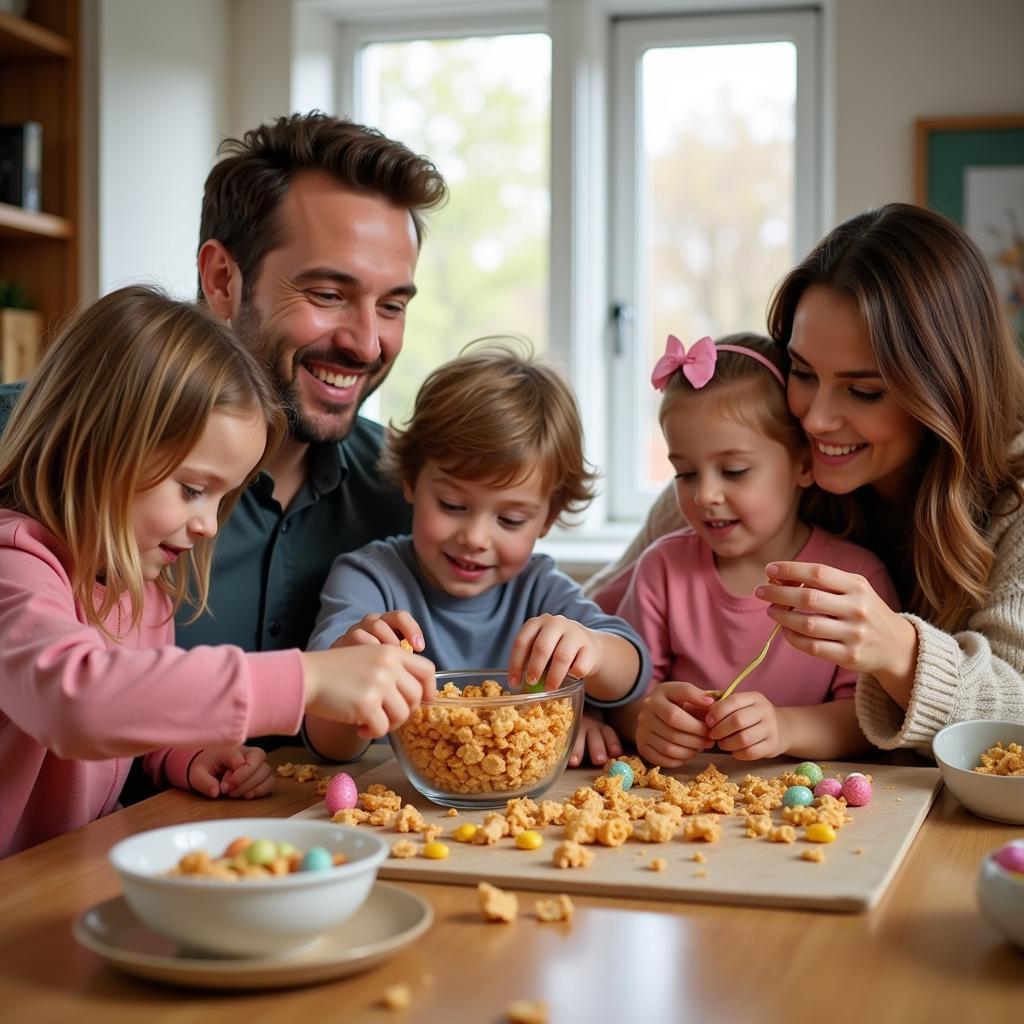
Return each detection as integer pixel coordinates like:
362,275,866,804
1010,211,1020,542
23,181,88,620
446,807,459,817
852,847,864,855
693,851,707,863
381,983,412,1010
506,1000,548,1024
479,881,519,923
694,868,708,878
535,894,575,922
552,840,595,869
649,857,667,872
390,839,418,859
801,847,826,863
274,761,319,782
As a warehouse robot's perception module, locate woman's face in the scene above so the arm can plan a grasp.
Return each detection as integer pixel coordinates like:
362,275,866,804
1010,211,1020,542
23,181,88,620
786,285,927,500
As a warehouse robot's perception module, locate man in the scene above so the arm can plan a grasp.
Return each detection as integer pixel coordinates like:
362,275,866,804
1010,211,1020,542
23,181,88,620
179,113,447,671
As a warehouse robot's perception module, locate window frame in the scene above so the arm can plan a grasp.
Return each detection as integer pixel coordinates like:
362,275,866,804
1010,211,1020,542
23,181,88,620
316,0,828,562
608,8,822,521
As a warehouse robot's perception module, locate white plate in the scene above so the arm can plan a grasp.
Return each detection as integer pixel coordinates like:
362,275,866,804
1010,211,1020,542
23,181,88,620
72,882,432,990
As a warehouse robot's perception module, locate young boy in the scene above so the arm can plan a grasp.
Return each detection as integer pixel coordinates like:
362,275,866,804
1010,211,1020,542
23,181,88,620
305,339,651,763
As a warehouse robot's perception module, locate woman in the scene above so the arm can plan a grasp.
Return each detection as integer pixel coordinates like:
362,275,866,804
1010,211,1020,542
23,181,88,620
590,203,1024,752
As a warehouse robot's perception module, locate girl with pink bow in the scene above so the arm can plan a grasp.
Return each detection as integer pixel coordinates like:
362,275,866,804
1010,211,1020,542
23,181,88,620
608,332,898,766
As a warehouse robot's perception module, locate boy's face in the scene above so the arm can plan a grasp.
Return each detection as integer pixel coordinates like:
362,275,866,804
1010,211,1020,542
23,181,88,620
404,462,555,598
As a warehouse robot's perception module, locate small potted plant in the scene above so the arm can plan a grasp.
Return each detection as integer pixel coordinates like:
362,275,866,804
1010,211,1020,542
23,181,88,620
0,279,42,382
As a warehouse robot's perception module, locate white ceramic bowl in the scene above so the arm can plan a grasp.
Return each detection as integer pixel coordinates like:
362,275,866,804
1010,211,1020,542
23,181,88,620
109,818,387,957
391,670,584,809
932,719,1024,824
976,840,1024,949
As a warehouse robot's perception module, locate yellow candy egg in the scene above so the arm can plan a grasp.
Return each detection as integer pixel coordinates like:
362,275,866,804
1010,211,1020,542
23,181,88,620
805,822,837,844
515,830,544,851
422,841,450,860
452,823,478,843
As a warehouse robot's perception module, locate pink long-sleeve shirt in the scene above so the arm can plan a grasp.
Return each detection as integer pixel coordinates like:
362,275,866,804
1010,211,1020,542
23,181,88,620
616,526,899,703
0,510,306,857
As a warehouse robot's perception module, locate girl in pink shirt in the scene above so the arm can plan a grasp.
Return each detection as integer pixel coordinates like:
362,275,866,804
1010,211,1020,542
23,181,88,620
608,333,897,767
0,286,434,857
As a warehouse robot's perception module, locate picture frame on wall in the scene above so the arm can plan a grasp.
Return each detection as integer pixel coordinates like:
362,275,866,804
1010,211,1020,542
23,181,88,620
915,115,1024,346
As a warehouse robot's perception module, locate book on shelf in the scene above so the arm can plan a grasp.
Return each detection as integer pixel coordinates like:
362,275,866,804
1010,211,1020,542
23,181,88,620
0,122,42,212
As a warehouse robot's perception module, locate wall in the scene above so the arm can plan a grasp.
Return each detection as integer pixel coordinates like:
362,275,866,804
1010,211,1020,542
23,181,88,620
832,0,1024,219
97,0,230,298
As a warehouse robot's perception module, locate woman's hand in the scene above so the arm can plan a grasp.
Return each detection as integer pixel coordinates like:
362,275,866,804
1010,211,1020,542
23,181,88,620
704,691,784,761
331,611,425,651
634,682,714,768
508,614,602,691
188,745,275,800
568,711,623,768
756,560,917,704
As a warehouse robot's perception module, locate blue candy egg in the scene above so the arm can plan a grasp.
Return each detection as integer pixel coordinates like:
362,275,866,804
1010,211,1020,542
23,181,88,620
300,845,333,871
608,761,634,790
782,785,814,808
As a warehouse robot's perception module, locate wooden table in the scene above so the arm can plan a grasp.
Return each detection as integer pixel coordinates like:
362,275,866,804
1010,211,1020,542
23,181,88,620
0,748,1019,1023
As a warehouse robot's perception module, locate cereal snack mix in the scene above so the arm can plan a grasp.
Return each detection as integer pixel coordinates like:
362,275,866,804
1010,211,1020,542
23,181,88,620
395,679,576,801
974,741,1024,776
479,880,519,922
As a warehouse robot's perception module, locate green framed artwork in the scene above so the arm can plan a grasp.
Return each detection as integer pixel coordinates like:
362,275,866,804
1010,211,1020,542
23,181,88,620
916,115,1024,345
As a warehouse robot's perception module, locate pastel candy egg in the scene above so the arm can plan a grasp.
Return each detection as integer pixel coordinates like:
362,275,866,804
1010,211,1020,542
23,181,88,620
608,762,634,789
515,830,544,851
992,843,1024,875
325,772,358,815
842,773,873,807
805,822,837,843
245,838,277,865
813,778,843,799
422,841,450,860
452,823,478,843
782,785,814,808
795,761,824,787
300,845,334,872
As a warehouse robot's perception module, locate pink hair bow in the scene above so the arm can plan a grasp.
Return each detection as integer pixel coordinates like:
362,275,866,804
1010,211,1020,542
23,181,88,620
651,335,716,391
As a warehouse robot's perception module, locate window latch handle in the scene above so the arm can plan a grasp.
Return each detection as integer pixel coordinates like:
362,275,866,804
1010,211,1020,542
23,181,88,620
611,302,635,357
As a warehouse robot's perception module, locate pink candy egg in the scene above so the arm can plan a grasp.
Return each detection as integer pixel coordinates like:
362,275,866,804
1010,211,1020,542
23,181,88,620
813,778,843,799
841,772,872,807
324,772,358,815
992,843,1024,875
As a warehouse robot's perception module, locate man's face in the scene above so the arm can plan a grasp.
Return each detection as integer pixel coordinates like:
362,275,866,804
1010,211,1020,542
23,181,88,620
233,172,420,445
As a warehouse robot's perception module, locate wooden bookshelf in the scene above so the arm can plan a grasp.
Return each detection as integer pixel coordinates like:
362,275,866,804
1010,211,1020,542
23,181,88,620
0,0,79,358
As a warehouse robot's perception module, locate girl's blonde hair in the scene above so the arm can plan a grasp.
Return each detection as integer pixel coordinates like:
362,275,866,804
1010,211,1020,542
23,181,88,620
381,337,598,526
0,285,286,637
659,332,804,456
769,202,1024,629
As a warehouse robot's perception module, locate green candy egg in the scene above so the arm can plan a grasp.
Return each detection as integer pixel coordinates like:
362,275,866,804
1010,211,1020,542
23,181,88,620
795,761,824,787
245,838,278,865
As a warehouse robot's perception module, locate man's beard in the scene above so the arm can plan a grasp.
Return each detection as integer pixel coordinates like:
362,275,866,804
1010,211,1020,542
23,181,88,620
232,301,391,445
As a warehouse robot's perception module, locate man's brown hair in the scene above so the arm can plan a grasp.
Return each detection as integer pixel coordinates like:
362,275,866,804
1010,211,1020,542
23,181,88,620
198,112,448,299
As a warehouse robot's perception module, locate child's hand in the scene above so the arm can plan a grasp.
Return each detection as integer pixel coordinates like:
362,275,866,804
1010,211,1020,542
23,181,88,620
568,711,622,768
187,745,275,800
508,614,602,691
635,682,715,767
303,645,436,739
331,611,425,652
704,690,785,761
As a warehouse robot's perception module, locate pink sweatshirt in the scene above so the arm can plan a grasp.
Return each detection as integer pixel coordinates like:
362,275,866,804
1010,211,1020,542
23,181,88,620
0,510,305,857
616,526,899,703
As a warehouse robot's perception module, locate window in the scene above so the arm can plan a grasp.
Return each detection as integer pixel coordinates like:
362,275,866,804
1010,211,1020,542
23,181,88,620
344,26,551,430
330,3,822,549
609,10,819,520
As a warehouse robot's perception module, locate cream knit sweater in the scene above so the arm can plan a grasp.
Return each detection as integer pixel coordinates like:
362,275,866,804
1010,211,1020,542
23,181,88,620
584,482,1024,755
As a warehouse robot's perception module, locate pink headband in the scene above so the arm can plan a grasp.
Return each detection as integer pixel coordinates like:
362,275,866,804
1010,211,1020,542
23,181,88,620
651,335,785,391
